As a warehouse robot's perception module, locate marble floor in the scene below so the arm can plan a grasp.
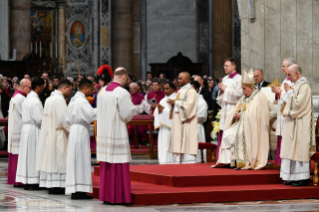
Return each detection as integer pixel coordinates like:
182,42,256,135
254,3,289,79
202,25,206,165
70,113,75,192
0,158,319,212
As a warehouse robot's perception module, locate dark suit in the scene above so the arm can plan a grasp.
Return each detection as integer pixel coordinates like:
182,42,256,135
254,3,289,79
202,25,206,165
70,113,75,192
199,87,213,142
1,91,10,118
255,81,270,90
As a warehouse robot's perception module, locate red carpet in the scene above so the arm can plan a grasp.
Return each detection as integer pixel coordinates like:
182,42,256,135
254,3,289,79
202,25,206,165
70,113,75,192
91,162,319,205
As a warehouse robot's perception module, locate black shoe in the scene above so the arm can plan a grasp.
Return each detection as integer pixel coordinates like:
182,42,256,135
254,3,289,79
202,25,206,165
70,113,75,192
49,188,65,195
24,184,29,190
283,181,294,185
71,192,94,200
292,179,309,187
14,184,24,188
103,201,132,206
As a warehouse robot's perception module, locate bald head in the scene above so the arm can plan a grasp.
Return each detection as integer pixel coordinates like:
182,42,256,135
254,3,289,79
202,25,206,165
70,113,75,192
19,79,31,94
114,67,128,86
287,64,302,83
178,72,191,87
194,76,203,86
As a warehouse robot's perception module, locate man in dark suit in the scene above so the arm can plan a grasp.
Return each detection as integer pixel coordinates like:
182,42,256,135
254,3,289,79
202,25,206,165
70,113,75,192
254,69,270,90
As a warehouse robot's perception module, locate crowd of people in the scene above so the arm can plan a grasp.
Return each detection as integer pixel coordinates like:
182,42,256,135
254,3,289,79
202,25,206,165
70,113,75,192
2,55,316,206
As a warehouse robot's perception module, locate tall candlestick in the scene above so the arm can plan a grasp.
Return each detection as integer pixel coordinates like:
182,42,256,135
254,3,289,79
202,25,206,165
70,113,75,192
40,42,42,57
50,42,52,58
55,42,57,58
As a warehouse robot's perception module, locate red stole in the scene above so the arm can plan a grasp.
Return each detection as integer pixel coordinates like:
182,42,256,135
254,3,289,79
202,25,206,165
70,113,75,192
106,81,122,92
12,90,26,98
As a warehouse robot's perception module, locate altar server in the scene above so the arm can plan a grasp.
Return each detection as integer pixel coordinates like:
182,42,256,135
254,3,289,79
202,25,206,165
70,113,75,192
36,80,73,194
216,58,242,159
153,82,176,164
97,67,141,204
7,79,31,187
213,69,269,170
167,72,198,164
145,78,165,114
271,58,295,165
280,64,316,186
65,79,97,199
16,77,45,190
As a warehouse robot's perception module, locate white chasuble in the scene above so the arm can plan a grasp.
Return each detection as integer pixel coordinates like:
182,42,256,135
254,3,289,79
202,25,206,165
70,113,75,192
217,74,242,130
275,78,293,136
65,92,97,194
8,93,25,154
280,78,316,162
16,91,43,184
97,86,141,164
36,90,69,188
154,92,176,164
168,83,198,164
214,89,270,170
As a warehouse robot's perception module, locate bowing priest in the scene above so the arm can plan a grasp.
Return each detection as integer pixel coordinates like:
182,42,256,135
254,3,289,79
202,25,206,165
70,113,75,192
7,79,31,187
36,80,73,194
280,64,316,186
65,79,97,199
213,69,269,170
153,82,176,164
190,81,208,162
167,72,198,164
216,58,242,159
145,78,165,114
97,67,142,205
271,58,295,165
16,77,45,190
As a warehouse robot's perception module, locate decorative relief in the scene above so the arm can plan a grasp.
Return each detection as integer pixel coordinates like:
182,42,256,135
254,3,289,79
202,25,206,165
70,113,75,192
100,0,111,64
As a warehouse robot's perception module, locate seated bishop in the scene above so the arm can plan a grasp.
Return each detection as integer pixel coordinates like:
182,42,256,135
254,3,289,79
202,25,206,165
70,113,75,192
213,69,270,170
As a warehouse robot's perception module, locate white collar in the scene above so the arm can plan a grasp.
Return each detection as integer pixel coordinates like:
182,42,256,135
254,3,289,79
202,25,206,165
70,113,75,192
181,83,191,89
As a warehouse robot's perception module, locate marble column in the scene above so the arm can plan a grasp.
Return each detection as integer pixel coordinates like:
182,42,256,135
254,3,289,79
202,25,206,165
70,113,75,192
112,0,133,73
57,2,66,74
0,0,9,61
211,0,232,78
10,0,31,61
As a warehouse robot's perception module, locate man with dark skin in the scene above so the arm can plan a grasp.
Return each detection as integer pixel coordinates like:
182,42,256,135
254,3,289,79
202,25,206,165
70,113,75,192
167,72,190,107
157,83,175,113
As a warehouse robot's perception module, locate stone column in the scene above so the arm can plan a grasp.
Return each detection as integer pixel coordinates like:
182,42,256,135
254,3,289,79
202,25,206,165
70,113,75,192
112,0,132,73
10,0,31,61
211,0,232,78
0,0,10,60
57,2,66,74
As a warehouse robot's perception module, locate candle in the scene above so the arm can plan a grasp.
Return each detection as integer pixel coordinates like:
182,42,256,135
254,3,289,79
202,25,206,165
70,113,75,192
40,42,42,57
36,42,37,54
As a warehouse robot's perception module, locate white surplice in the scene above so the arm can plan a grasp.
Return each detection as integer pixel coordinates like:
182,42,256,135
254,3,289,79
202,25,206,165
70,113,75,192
196,94,208,163
16,91,43,184
8,93,26,154
217,74,242,130
96,86,141,163
36,90,69,188
153,92,176,164
65,91,97,194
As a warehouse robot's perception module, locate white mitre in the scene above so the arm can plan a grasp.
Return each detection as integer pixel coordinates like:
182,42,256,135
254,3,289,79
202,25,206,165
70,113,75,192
242,69,255,86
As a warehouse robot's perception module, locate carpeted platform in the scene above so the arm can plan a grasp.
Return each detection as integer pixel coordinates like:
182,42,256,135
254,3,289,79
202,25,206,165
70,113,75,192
91,162,319,205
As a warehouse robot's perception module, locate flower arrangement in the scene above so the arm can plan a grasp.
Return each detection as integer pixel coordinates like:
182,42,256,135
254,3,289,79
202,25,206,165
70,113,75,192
211,109,221,140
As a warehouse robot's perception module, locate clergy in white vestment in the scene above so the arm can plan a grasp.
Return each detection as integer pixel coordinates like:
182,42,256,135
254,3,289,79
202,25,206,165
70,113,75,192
280,64,316,186
16,77,45,190
190,81,208,163
97,67,141,205
216,58,243,159
7,79,31,187
65,79,97,199
271,58,295,165
153,82,176,164
36,80,73,194
213,69,269,170
167,72,198,164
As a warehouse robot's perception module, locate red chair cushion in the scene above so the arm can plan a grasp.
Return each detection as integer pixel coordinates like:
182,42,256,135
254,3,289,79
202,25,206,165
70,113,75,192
198,142,217,149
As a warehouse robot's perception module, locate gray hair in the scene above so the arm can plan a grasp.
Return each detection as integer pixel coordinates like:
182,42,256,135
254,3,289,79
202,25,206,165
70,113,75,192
284,58,295,67
67,76,74,83
254,69,264,74
129,82,138,88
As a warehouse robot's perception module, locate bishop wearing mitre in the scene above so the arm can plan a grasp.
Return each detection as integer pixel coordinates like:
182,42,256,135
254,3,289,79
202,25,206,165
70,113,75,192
213,69,270,170
167,72,198,164
280,64,316,186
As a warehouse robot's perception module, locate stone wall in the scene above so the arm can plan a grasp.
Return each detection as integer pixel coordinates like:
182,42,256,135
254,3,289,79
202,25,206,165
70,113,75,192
0,0,9,60
146,0,197,66
240,0,319,95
